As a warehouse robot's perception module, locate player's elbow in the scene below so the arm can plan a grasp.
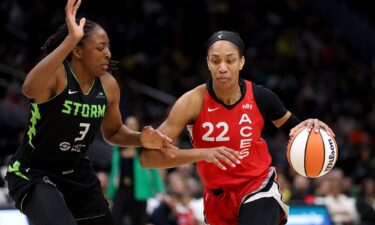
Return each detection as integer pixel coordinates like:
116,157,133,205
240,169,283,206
102,134,114,146
100,132,111,145
22,83,36,99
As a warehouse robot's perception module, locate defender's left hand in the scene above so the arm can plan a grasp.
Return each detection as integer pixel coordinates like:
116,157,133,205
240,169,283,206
140,126,177,158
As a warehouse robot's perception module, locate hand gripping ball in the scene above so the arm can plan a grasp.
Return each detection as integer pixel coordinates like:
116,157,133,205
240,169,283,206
287,128,338,178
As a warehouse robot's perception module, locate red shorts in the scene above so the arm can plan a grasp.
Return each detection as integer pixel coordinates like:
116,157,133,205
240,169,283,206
203,188,239,225
202,168,288,225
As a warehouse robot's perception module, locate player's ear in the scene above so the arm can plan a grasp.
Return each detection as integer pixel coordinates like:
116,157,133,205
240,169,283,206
206,56,212,71
239,56,245,70
72,47,82,59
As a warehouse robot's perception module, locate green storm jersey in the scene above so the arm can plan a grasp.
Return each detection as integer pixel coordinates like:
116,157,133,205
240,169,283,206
14,61,108,171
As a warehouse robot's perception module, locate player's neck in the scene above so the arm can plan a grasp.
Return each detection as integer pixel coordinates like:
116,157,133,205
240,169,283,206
69,61,95,91
213,83,241,105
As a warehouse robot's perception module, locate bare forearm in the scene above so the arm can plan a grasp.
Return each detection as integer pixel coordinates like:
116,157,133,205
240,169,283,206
23,36,79,96
103,125,142,147
140,148,201,169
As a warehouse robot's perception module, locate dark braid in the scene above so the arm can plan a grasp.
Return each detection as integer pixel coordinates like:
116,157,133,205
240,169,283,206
40,19,118,73
41,23,69,57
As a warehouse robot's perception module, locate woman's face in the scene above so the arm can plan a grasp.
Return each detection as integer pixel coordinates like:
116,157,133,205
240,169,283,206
78,26,111,76
207,40,245,89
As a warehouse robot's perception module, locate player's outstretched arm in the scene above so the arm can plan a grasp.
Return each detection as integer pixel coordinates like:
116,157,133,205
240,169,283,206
101,74,177,156
140,146,241,170
140,86,242,169
22,0,86,99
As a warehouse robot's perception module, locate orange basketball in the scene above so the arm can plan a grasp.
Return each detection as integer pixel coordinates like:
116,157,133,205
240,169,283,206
287,128,338,178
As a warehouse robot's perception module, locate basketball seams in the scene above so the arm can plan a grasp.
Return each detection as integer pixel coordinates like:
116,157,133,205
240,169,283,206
304,129,312,177
321,130,331,176
305,129,326,177
317,129,326,177
320,130,338,176
288,127,338,178
291,129,309,177
287,128,305,176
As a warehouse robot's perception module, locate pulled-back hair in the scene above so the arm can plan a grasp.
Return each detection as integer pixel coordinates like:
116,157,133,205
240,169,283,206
207,30,245,57
41,19,118,73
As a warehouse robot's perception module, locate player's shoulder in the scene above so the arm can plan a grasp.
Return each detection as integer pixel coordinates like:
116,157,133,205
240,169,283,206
171,84,206,120
172,84,205,111
246,80,264,90
248,81,276,96
190,83,206,97
179,84,206,103
99,71,118,88
98,72,120,104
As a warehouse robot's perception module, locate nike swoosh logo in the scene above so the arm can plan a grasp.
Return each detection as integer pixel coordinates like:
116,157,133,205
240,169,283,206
68,90,78,94
208,107,219,112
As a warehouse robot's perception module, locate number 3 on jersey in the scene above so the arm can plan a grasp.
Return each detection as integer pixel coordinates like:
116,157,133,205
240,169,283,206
75,123,90,142
202,122,230,142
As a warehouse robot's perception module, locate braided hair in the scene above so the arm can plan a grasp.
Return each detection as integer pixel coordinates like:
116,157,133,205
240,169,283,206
41,19,118,73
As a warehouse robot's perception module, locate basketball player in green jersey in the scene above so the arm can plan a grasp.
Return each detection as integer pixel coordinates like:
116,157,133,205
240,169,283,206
5,0,178,224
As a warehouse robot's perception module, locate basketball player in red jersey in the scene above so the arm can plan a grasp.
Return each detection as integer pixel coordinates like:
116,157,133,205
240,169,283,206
140,31,334,225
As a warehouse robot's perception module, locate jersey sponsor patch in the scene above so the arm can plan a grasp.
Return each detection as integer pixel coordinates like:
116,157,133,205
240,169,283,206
59,141,86,152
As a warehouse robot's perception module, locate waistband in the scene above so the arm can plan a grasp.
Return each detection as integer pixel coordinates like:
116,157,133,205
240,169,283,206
10,156,90,175
209,169,277,197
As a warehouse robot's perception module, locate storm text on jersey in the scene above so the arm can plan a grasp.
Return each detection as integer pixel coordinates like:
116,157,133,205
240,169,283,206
61,100,106,118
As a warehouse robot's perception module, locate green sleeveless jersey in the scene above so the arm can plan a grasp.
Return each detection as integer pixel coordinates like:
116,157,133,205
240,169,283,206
14,61,108,171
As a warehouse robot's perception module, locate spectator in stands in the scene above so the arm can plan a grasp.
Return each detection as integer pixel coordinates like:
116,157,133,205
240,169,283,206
289,175,314,204
149,172,196,225
108,116,166,225
322,169,358,225
356,178,375,225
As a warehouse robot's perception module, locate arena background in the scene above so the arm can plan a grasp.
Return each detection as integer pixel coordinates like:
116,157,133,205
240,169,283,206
0,0,374,224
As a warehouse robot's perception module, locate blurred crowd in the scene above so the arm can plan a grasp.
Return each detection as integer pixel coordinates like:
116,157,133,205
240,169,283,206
1,0,375,225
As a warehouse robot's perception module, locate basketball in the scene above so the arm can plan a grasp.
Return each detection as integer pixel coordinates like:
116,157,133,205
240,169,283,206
287,128,338,178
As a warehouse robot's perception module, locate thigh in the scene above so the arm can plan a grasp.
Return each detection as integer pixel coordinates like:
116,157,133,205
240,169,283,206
61,160,110,220
23,183,77,225
238,197,281,225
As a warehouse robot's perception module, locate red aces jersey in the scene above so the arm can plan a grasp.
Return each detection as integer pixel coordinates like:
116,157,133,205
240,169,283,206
190,79,271,190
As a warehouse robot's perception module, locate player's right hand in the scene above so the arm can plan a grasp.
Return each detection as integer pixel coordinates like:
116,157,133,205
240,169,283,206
290,118,335,138
65,0,85,41
199,147,242,170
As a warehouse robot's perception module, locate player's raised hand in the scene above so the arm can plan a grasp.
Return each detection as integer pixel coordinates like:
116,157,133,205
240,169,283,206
199,147,242,170
290,118,335,138
140,126,178,158
65,0,85,41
